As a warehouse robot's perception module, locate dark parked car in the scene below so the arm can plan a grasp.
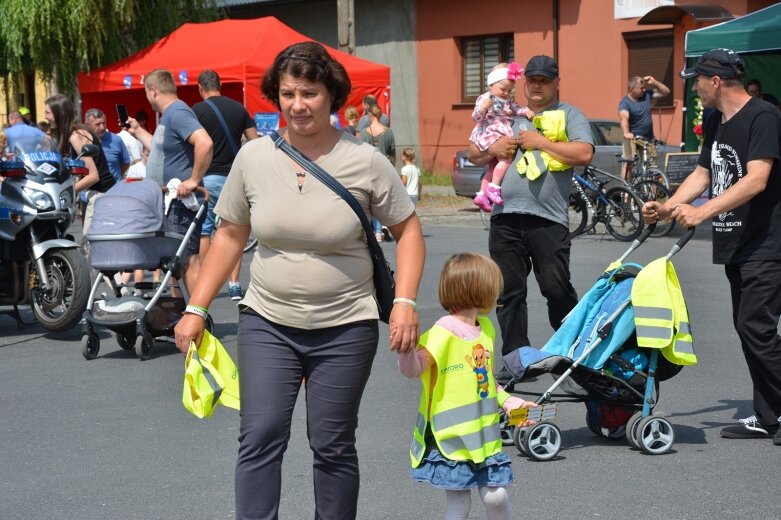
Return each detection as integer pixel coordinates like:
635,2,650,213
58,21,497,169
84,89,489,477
452,119,679,197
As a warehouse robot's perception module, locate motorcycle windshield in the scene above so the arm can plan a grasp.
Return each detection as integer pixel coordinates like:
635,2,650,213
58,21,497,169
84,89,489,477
11,136,63,179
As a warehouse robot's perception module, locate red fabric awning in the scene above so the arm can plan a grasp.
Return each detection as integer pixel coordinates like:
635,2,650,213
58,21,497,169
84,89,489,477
77,17,390,132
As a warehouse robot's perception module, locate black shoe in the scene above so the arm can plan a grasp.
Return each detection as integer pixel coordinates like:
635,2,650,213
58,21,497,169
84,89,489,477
720,415,778,439
774,428,781,446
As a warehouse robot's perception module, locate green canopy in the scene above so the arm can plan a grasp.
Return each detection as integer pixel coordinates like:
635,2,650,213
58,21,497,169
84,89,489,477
685,3,781,56
681,4,781,151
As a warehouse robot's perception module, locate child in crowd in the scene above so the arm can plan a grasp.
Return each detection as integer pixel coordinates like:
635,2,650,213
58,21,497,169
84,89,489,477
400,147,421,205
470,62,534,212
398,252,536,520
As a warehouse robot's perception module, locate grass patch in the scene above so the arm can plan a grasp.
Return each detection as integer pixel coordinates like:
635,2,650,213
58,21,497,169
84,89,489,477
421,171,452,187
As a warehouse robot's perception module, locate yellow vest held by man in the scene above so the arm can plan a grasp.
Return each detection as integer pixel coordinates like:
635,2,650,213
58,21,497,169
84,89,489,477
516,109,572,180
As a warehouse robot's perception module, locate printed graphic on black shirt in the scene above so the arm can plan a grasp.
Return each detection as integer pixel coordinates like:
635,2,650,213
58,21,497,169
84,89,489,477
710,141,741,224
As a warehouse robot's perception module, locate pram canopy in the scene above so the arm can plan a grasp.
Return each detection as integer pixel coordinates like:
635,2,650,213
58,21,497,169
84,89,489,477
88,179,164,236
86,179,183,271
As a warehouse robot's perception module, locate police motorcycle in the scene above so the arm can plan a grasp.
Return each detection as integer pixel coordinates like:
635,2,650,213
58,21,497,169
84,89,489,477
0,136,96,332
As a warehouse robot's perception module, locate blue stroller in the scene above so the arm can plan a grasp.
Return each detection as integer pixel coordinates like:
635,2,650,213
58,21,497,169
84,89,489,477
501,225,697,460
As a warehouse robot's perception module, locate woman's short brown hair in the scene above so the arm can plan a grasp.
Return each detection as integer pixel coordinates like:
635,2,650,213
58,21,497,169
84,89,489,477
438,253,503,314
261,42,351,114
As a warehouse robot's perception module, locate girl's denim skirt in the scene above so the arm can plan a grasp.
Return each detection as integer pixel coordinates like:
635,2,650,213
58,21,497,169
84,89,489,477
411,444,513,491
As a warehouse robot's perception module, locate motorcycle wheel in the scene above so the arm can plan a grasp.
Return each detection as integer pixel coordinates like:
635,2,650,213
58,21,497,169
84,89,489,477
31,249,90,332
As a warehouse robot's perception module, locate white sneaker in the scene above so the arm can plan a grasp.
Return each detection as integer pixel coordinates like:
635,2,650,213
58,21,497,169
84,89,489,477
375,232,384,242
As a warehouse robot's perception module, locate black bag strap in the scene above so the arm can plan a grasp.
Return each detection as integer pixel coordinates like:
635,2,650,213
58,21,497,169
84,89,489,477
269,131,381,250
204,98,239,155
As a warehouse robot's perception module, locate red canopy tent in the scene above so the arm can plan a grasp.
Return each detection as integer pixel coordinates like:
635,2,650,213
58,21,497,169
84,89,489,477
77,17,390,132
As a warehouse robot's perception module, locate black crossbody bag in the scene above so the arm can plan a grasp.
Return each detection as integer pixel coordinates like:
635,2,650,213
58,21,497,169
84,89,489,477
270,131,395,323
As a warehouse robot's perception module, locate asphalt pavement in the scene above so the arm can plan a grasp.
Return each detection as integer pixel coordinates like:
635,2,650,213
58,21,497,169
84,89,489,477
1,211,778,520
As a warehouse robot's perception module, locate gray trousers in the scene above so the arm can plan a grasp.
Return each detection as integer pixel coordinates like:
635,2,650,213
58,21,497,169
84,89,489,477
235,310,378,520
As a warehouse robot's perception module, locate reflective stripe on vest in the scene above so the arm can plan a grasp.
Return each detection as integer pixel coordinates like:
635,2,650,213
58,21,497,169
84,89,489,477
631,258,697,366
409,317,503,467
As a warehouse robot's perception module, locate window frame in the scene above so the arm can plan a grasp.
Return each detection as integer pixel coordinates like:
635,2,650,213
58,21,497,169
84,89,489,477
459,33,515,104
624,29,675,109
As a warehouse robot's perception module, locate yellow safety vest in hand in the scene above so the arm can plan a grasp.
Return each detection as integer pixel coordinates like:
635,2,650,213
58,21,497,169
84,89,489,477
183,330,240,418
410,317,503,467
516,110,572,180
631,258,697,366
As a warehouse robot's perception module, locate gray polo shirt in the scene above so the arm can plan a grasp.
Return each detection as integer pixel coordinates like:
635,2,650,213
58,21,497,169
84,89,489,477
494,101,593,228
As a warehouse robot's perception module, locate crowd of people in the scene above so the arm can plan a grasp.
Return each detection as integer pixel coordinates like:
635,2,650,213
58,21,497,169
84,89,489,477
1,41,779,520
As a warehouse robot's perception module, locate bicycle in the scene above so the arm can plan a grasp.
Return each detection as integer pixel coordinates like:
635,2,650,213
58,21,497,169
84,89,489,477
568,166,645,241
621,136,670,189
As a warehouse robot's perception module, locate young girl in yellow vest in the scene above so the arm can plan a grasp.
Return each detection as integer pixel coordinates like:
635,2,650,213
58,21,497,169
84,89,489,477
398,252,536,520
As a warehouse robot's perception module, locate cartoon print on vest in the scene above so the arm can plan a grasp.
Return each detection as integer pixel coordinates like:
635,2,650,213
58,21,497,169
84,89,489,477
465,344,492,399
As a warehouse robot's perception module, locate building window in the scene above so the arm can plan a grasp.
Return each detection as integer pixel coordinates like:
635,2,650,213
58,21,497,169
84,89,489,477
625,30,674,108
461,34,514,103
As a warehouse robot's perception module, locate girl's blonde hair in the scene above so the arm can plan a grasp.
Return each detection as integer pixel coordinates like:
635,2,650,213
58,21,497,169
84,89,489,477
439,253,503,313
344,105,359,123
402,147,416,161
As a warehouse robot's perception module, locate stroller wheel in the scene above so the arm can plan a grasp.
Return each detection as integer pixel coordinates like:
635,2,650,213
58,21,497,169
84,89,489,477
636,416,675,455
625,411,644,449
522,421,562,461
116,332,136,350
81,333,100,360
586,411,626,440
498,411,515,446
512,426,528,455
136,332,154,361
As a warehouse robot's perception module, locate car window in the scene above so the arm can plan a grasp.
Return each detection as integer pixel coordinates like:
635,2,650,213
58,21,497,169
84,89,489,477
592,121,624,146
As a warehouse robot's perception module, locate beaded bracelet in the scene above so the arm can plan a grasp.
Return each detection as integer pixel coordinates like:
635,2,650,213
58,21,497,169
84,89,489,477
392,297,417,311
184,305,208,319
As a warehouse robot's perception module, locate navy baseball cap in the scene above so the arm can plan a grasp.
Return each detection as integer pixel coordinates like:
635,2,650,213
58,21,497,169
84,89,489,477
524,55,559,79
679,49,745,80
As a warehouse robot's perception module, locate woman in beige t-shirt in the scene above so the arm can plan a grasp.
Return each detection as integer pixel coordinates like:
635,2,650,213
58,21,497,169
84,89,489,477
174,42,425,519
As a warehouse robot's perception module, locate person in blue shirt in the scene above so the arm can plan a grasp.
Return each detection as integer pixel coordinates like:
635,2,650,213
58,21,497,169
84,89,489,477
85,108,130,182
5,110,46,153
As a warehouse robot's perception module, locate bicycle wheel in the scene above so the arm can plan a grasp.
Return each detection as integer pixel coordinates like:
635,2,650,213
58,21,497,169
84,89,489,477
633,180,675,237
603,186,643,241
568,192,588,237
645,166,669,190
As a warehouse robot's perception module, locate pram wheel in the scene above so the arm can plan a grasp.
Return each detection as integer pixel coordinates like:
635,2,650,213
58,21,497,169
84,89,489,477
512,427,528,455
586,411,627,440
625,411,644,448
635,416,674,455
81,333,100,360
522,421,562,461
498,411,515,446
116,332,136,350
136,331,154,361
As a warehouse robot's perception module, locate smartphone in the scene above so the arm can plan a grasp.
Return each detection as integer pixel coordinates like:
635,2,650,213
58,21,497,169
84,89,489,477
116,104,130,128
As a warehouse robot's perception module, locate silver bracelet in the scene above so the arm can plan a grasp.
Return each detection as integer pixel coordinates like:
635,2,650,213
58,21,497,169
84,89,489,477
392,297,417,311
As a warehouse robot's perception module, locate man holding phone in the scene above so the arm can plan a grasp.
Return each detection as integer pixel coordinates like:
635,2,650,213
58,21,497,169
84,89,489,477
85,108,130,181
116,104,143,166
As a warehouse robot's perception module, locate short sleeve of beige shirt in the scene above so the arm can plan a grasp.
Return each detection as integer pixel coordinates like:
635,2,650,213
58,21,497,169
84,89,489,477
215,133,415,329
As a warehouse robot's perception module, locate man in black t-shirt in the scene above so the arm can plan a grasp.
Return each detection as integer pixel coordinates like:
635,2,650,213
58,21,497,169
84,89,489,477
193,70,258,301
643,49,781,445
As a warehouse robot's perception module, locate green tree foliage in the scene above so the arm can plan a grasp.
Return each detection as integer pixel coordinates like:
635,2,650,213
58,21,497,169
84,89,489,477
0,0,222,93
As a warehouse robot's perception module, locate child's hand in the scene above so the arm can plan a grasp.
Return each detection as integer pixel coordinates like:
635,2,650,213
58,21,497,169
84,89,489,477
523,108,536,120
480,96,493,113
503,397,539,427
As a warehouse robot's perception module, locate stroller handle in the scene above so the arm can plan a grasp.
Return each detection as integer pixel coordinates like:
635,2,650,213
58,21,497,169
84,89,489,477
666,227,696,260
161,185,210,202
616,222,656,264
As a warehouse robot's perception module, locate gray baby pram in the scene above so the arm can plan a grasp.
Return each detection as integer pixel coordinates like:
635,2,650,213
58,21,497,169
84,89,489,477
80,179,210,360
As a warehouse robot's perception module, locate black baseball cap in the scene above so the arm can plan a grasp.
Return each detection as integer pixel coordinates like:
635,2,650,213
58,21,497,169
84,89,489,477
524,55,559,79
679,48,745,80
